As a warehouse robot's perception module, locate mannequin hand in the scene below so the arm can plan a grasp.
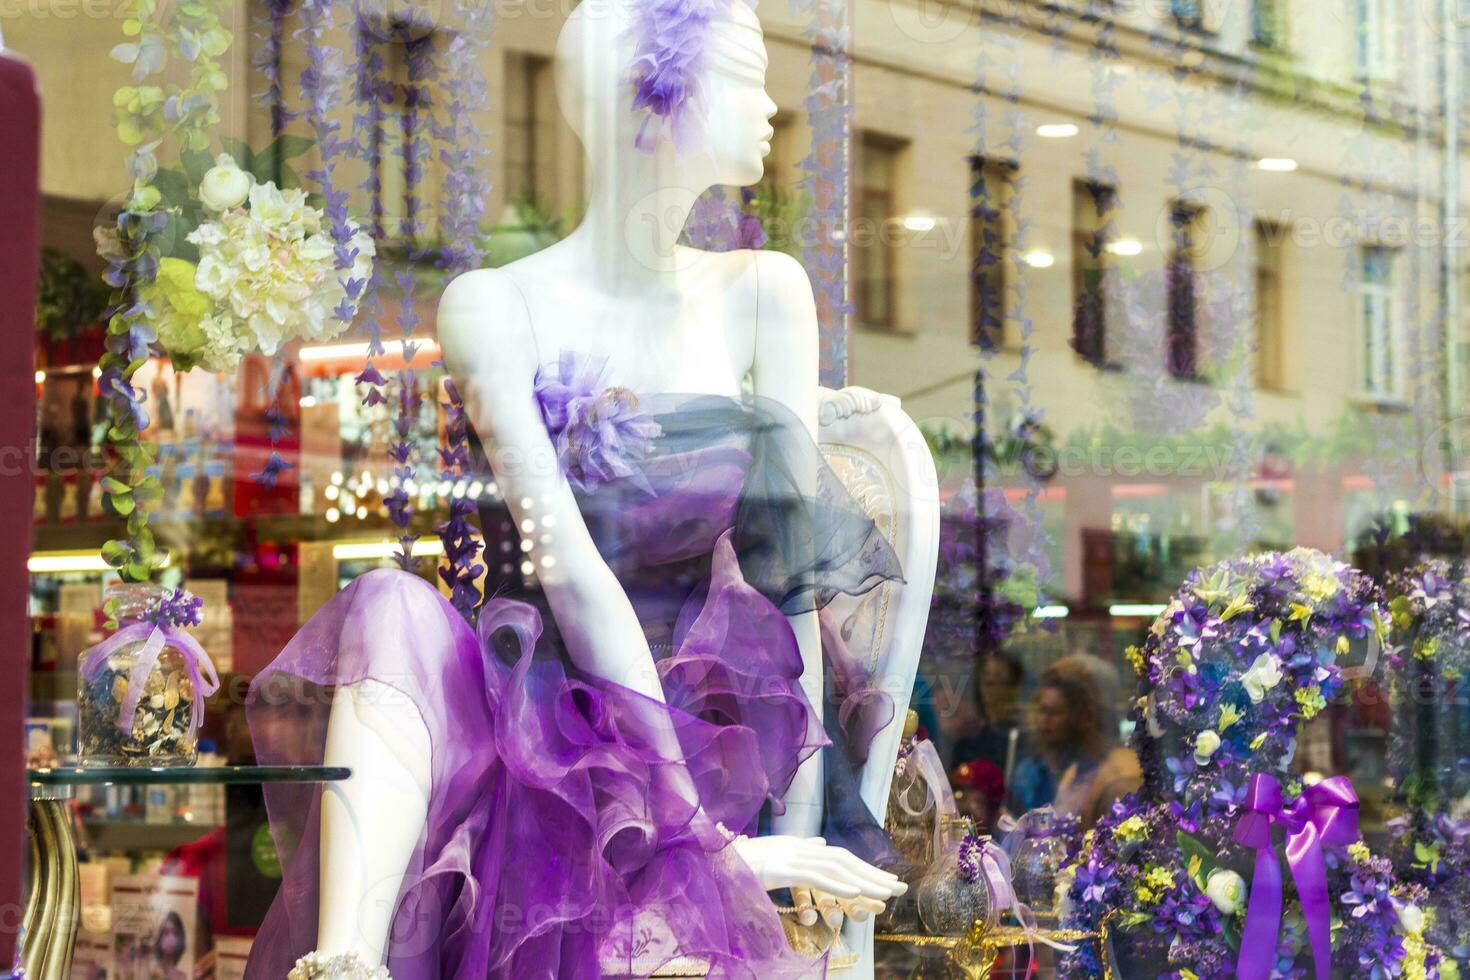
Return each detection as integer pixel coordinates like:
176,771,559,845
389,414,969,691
818,386,883,427
730,834,906,904
790,886,886,928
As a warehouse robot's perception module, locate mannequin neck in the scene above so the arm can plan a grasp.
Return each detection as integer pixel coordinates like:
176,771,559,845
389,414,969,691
565,146,718,292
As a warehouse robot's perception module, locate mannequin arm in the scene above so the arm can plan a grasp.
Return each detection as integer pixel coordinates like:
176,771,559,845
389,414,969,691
438,272,669,703
751,251,825,839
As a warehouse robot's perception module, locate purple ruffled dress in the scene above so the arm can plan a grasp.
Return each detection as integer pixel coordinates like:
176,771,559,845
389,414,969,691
245,352,902,979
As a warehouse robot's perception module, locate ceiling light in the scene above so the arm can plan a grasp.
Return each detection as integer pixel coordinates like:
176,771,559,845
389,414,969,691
331,539,446,561
1106,239,1144,257
298,339,441,362
1109,603,1167,617
1257,158,1298,172
29,551,171,574
1037,123,1080,139
1023,249,1056,269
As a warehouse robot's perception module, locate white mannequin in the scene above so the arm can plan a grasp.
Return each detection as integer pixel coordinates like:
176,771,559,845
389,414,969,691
313,0,905,969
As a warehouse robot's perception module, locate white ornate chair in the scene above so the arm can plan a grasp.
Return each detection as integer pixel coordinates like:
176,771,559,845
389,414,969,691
627,392,941,980
816,392,940,978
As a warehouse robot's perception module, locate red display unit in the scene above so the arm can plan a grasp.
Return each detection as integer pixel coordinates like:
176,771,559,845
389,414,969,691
0,49,41,973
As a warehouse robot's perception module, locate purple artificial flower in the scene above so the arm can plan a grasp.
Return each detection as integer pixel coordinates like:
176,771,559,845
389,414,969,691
628,0,754,153
534,351,663,493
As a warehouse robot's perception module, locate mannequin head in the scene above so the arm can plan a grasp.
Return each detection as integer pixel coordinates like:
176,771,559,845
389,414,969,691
555,0,777,190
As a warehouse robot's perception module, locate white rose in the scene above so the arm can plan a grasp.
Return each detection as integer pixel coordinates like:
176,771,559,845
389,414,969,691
1204,869,1246,915
1145,694,1165,738
1194,730,1221,765
1397,902,1425,935
198,153,252,212
1240,653,1284,704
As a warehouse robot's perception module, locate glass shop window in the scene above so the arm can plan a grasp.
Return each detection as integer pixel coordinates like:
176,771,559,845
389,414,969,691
1071,179,1116,367
362,17,441,248
1358,244,1403,402
970,156,1015,352
1164,200,1203,381
1250,0,1288,50
853,132,905,332
1253,219,1288,392
502,51,560,211
1356,0,1397,83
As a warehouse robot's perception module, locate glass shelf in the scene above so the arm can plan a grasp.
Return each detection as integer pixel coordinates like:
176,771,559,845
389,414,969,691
27,765,350,787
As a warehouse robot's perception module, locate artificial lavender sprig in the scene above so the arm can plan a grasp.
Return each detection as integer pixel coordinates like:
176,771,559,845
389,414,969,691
430,0,495,614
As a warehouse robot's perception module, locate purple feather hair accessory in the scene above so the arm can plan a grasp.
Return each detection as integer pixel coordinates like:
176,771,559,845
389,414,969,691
629,0,755,152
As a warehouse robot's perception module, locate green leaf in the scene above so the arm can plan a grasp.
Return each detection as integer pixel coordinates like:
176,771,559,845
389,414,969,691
109,492,136,517
1177,832,1221,892
101,539,131,567
100,476,131,495
266,133,314,162
152,168,191,206
126,510,150,537
181,148,214,186
1222,918,1241,951
123,561,151,583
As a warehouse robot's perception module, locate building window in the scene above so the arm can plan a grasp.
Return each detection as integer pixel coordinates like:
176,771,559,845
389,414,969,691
362,19,436,247
1356,0,1395,82
1166,201,1203,380
854,133,904,331
1170,0,1205,31
503,52,558,208
1254,220,1287,391
1358,245,1402,399
1071,180,1116,366
1250,0,1287,50
970,157,1015,351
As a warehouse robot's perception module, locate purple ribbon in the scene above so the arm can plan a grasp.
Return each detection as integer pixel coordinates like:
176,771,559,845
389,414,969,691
1233,773,1360,980
80,621,221,738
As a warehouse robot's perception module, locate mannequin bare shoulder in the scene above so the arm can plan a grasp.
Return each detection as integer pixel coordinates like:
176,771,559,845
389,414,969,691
436,268,540,439
750,249,819,427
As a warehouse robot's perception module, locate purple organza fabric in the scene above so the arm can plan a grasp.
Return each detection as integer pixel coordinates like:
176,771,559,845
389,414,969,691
247,380,901,979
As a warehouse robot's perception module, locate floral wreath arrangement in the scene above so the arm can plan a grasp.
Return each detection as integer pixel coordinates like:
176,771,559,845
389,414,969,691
97,0,375,589
101,137,375,376
1057,549,1450,979
1383,560,1470,968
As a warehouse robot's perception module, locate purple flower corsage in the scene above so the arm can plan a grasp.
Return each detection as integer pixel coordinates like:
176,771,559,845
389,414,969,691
629,0,755,153
534,351,662,493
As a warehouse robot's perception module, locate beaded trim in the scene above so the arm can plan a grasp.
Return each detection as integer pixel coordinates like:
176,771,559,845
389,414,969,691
287,951,391,980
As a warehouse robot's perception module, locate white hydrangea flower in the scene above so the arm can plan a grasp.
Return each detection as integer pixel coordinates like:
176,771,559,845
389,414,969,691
187,177,374,365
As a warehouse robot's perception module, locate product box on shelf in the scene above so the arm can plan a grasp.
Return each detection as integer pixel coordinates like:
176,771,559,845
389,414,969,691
209,937,252,980
109,874,201,980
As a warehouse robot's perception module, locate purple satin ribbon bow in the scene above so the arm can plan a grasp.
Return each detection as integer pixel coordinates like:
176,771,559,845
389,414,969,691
81,621,220,737
1233,773,1360,980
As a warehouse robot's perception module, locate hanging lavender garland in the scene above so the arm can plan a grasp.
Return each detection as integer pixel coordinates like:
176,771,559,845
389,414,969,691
300,0,373,486
432,0,494,619
790,0,852,386
99,0,233,581
251,0,294,138
967,8,1060,654
346,0,394,459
